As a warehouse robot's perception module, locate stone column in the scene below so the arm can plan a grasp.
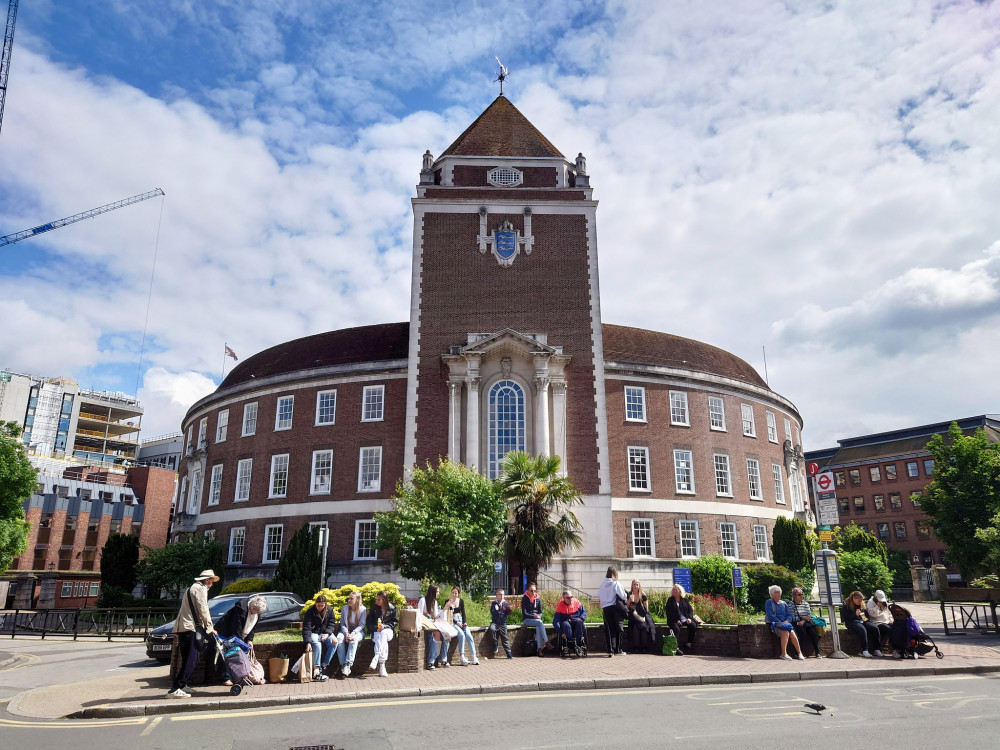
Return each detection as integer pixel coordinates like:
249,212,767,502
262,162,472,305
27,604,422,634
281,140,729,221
447,381,462,460
465,377,480,470
551,381,568,474
535,377,550,456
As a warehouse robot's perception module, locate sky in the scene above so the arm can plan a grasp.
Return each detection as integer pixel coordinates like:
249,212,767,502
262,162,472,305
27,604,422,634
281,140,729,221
1,0,999,451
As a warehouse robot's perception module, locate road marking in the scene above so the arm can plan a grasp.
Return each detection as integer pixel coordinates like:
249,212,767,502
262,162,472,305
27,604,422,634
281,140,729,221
0,717,147,729
140,716,162,736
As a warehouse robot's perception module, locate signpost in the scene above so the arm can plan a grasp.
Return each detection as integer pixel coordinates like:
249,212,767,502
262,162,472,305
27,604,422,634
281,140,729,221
815,549,848,658
731,567,743,611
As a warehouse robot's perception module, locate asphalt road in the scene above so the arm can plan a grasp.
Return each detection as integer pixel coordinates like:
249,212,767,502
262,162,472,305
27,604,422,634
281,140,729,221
3,673,1000,749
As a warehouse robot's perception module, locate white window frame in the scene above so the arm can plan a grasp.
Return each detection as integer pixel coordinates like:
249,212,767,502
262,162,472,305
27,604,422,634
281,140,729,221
741,404,756,437
362,385,385,422
208,464,223,506
714,453,732,496
310,449,333,495
216,409,228,443
631,518,654,557
263,524,284,564
187,468,202,513
766,411,778,443
61,582,73,597
358,446,382,492
242,402,258,436
624,386,646,422
228,527,245,565
315,389,337,426
679,520,700,559
906,461,919,478
203,529,216,541
197,418,207,449
185,425,193,453
354,520,379,560
753,524,769,560
673,449,695,494
708,396,726,431
720,522,738,559
746,458,762,500
269,454,290,498
669,391,690,426
784,417,792,442
235,458,253,502
627,446,650,492
772,463,786,504
178,476,188,510
275,395,294,431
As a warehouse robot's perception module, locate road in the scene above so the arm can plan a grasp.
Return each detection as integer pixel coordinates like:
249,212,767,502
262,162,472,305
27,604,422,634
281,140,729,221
2,673,1000,749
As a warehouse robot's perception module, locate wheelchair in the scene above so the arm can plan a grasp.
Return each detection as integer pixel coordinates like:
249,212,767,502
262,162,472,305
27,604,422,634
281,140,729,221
556,631,588,658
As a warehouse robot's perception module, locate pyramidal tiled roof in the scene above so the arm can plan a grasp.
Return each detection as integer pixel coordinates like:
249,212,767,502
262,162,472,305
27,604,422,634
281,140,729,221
440,96,564,159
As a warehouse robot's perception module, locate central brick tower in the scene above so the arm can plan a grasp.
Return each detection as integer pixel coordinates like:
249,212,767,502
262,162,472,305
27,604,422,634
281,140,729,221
403,95,613,560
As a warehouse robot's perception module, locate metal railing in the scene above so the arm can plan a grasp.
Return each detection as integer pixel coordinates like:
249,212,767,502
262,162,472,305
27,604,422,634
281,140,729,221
940,600,999,635
0,607,175,640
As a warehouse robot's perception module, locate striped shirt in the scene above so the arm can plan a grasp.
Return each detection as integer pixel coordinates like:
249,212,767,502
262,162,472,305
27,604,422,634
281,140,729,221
788,599,813,622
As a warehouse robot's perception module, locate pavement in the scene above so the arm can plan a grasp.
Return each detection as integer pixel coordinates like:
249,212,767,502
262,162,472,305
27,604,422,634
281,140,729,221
3,600,999,721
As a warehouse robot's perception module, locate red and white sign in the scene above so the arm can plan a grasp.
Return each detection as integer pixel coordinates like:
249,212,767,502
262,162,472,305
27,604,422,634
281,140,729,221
816,471,835,493
808,462,820,477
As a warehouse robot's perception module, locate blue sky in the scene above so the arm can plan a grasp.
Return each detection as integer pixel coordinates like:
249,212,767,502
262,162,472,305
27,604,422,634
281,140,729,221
1,0,1000,447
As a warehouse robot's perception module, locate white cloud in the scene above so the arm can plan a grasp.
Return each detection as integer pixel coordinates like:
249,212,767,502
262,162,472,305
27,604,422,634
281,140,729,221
137,367,218,437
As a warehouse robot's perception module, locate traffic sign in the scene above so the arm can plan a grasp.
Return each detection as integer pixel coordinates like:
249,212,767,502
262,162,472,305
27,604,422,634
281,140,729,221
808,462,820,476
817,495,840,526
816,471,835,493
818,530,832,542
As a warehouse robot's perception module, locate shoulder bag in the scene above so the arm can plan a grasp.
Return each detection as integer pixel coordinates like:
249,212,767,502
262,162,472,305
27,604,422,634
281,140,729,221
187,588,212,655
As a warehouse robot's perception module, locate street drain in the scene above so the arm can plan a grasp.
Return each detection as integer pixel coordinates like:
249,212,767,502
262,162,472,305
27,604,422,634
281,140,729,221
290,746,344,750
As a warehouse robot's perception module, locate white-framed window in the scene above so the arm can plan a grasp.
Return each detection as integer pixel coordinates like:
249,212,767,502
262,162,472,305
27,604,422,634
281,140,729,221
208,464,223,506
275,395,294,431
178,476,188,509
355,520,379,560
708,396,726,431
269,454,289,498
714,453,732,496
235,458,252,502
216,409,229,443
263,524,283,564
488,380,526,478
487,166,523,187
669,391,690,426
89,582,99,597
242,402,258,436
309,520,328,535
790,475,801,509
624,386,646,422
632,518,654,557
766,411,777,443
362,385,384,422
358,446,382,492
753,524,769,560
772,463,786,504
316,390,337,426
746,458,762,500
784,417,792,442
187,468,202,513
311,449,333,495
61,582,73,597
673,449,694,493
197,418,208,448
228,527,245,565
203,529,216,541
720,522,738,559
628,447,650,491
741,404,756,437
680,520,700,558
185,425,193,453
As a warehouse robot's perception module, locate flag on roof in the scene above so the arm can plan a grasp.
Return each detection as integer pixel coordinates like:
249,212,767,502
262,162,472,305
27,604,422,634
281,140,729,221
225,344,238,361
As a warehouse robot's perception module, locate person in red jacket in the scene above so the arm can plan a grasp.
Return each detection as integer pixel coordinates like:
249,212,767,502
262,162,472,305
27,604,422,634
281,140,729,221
553,590,587,656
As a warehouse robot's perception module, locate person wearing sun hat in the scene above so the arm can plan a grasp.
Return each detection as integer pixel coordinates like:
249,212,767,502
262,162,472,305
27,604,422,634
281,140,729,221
167,569,219,698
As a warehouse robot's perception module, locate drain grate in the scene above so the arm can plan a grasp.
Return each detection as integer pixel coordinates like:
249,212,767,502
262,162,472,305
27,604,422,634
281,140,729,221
290,746,344,750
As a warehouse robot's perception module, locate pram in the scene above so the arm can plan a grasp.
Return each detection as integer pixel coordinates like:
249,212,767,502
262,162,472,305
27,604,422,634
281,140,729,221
888,604,944,660
213,634,265,695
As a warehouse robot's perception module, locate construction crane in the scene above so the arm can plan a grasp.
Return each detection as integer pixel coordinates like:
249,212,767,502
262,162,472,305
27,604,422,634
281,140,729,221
0,188,166,247
0,0,17,137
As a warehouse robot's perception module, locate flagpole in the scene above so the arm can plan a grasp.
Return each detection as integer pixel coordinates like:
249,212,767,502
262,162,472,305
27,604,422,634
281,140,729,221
221,343,228,382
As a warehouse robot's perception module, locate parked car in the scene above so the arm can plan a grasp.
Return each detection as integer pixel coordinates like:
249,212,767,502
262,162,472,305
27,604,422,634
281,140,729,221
145,592,305,662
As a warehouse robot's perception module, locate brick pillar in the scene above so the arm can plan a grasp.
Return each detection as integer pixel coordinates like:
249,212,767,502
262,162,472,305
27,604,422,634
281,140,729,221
395,630,421,673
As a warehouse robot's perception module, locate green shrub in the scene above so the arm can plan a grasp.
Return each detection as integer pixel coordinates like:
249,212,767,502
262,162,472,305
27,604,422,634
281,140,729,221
690,555,749,607
970,574,1000,589
690,593,756,625
221,577,274,595
772,517,812,571
797,566,816,596
97,585,135,608
886,548,911,593
743,563,801,610
301,582,408,618
837,549,892,598
645,588,671,621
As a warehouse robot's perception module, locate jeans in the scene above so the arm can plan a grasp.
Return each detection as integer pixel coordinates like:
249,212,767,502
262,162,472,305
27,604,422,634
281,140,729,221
554,618,584,643
845,620,880,652
488,622,511,656
335,634,360,667
454,625,478,661
522,617,548,650
306,633,336,669
171,631,200,691
425,630,451,666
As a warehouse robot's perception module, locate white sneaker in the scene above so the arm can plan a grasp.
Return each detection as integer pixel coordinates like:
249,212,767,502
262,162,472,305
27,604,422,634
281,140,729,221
167,688,190,698
369,656,379,670
471,659,480,665
797,653,806,660
780,654,793,660
861,651,872,658
379,663,388,677
874,650,883,657
460,656,469,666
342,664,351,677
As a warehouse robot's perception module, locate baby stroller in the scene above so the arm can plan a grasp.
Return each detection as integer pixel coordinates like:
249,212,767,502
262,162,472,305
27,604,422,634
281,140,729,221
214,634,265,695
888,604,943,660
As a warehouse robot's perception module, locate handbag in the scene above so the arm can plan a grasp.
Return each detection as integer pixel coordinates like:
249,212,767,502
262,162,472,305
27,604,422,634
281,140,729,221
246,645,266,684
615,595,630,618
811,616,827,627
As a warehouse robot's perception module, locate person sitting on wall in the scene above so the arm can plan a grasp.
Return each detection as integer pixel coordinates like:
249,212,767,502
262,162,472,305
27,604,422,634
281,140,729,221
445,585,480,666
214,595,268,684
626,579,657,653
489,588,514,659
841,590,881,657
365,590,398,678
552,590,587,656
521,582,548,657
417,584,452,670
333,590,367,678
787,587,822,658
665,583,697,655
765,585,806,660
866,590,891,652
302,594,338,680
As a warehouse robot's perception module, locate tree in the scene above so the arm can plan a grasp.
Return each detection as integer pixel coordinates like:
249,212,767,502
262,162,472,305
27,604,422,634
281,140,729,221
100,533,140,593
831,522,888,567
498,451,584,586
837,549,892,598
771,516,812,572
375,458,506,592
0,421,35,571
135,536,224,599
920,422,1000,577
271,523,323,601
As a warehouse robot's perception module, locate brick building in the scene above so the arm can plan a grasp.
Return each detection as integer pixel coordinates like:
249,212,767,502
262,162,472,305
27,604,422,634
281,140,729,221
805,415,1000,575
175,96,806,594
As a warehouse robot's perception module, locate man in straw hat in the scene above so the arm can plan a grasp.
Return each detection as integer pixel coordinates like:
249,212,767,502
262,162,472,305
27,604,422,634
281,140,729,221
168,569,219,698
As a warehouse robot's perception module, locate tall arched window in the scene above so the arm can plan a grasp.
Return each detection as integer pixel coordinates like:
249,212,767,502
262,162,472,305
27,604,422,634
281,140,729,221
488,380,525,478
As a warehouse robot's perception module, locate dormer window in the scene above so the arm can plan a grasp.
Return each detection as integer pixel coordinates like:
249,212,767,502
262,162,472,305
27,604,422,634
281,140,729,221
487,166,523,187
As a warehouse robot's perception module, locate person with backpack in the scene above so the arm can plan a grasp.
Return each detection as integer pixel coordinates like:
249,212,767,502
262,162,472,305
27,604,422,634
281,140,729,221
167,569,218,698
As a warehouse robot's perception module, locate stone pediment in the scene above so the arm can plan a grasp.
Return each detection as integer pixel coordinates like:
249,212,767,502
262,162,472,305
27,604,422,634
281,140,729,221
458,328,560,358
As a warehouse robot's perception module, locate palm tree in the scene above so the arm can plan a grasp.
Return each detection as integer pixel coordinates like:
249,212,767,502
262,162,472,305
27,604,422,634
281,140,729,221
498,451,584,586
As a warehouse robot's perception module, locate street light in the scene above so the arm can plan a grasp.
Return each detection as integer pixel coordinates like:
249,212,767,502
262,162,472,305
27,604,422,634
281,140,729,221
317,525,329,591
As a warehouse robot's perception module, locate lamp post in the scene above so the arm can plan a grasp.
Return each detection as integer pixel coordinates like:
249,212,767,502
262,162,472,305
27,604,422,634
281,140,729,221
318,525,329,591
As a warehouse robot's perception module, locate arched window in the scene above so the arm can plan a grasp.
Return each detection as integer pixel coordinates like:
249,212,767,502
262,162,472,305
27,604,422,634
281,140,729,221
488,380,525,478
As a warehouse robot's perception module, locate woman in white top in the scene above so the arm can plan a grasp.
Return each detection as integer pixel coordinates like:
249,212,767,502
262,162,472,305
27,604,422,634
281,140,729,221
333,590,366,678
866,590,891,653
597,565,628,656
416,584,454,669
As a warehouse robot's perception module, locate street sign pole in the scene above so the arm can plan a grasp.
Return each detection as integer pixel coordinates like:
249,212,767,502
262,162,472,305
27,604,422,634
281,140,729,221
816,548,848,659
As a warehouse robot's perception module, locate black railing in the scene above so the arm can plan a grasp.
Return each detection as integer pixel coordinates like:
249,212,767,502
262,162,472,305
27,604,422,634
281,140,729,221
0,607,175,640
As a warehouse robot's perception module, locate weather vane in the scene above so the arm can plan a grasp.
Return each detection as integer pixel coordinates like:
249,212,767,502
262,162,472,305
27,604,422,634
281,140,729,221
494,57,509,95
